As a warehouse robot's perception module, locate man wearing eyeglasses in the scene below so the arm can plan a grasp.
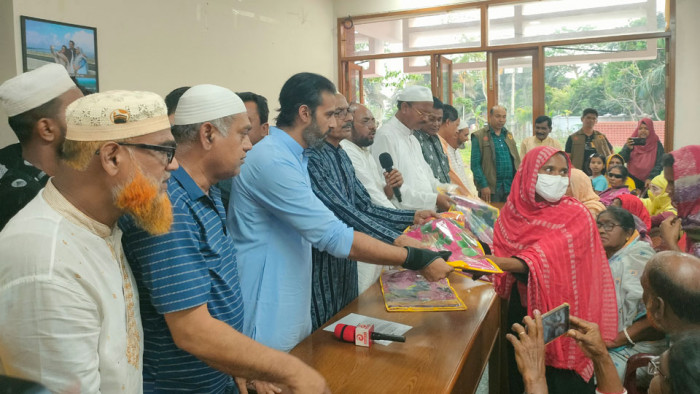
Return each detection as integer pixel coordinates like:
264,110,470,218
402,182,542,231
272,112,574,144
119,84,329,393
307,93,437,329
371,85,455,211
0,90,177,393
470,105,521,203
413,97,453,186
0,64,83,231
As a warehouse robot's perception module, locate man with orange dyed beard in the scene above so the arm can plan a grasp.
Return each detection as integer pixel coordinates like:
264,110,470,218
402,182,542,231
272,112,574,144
0,90,178,393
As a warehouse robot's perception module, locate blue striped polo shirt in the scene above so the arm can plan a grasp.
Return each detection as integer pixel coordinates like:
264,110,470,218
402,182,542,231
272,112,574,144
120,166,243,393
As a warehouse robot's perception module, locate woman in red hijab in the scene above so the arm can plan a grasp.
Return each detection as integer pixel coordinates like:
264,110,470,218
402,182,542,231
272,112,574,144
613,193,652,238
487,146,617,394
619,118,664,190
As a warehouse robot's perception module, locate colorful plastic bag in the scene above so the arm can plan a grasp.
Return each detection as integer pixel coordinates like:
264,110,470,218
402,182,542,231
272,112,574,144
404,216,502,274
380,268,467,312
450,195,499,247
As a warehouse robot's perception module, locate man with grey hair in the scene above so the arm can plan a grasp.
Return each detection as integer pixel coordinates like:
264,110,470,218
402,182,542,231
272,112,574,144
470,105,520,203
642,251,700,337
120,84,329,393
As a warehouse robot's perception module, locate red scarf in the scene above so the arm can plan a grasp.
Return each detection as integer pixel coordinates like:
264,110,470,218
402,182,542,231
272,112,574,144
628,118,660,181
616,194,652,232
493,146,618,381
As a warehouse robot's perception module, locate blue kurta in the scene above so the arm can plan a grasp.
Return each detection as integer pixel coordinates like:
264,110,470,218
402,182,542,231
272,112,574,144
307,142,415,329
228,127,355,351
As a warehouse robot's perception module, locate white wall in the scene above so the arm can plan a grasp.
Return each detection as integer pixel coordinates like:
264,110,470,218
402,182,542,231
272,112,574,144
0,0,337,148
673,0,700,148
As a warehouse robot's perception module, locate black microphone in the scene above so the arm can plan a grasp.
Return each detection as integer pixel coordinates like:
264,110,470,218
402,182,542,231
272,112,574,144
378,152,402,203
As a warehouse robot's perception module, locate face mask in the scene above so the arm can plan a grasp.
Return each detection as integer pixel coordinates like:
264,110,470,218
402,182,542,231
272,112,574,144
536,174,569,203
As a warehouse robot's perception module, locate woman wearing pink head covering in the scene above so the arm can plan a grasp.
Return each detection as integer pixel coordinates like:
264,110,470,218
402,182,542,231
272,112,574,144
619,118,664,190
487,146,617,393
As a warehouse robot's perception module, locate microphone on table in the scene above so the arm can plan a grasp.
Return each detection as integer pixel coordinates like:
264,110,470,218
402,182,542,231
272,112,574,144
378,152,402,203
334,323,406,346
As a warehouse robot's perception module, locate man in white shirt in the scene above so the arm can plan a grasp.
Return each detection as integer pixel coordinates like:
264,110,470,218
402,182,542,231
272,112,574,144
371,85,455,211
519,115,563,158
0,90,179,393
341,102,402,209
340,101,413,293
438,106,478,197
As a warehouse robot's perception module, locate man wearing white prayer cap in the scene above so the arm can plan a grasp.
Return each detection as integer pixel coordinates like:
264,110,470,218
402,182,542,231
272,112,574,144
439,113,479,197
120,84,329,394
371,84,455,211
0,90,179,393
0,63,83,230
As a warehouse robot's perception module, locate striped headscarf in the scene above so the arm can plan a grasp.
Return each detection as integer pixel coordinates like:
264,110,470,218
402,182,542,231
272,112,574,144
493,146,618,381
670,145,700,255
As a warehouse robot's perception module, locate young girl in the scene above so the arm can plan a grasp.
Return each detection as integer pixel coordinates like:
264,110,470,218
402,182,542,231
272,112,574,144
589,153,607,193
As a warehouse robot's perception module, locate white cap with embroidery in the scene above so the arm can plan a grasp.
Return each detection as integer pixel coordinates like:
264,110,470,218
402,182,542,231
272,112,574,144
65,90,170,141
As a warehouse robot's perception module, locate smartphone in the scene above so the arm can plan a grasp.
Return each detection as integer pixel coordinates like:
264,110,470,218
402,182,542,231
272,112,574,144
541,303,570,344
631,137,646,146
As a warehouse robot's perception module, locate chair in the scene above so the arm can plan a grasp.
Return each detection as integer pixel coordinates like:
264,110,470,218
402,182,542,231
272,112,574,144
623,353,654,394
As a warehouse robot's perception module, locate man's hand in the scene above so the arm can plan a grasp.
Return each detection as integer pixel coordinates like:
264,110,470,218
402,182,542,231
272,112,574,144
413,210,438,225
235,377,282,394
383,170,403,200
660,215,682,250
479,187,491,203
436,193,455,212
418,258,454,282
506,311,547,394
604,332,628,349
566,315,609,360
384,169,403,189
393,234,425,249
286,363,331,394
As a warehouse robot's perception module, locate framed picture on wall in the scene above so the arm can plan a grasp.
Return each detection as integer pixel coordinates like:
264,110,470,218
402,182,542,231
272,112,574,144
20,16,99,93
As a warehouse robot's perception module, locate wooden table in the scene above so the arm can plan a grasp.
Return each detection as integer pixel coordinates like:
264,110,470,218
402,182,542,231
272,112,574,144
289,274,503,394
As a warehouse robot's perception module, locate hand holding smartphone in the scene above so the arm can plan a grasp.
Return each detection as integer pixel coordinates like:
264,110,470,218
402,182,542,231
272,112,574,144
630,137,646,146
537,303,570,344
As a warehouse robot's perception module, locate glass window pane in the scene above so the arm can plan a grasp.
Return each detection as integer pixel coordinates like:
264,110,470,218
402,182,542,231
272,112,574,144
497,56,533,143
347,8,481,57
544,39,667,150
488,0,666,46
443,53,487,129
360,56,432,124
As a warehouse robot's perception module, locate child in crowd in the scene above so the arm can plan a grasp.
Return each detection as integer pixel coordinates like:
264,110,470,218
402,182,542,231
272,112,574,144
589,153,607,193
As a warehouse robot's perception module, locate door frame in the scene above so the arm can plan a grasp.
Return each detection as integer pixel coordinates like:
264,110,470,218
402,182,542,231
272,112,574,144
488,48,543,134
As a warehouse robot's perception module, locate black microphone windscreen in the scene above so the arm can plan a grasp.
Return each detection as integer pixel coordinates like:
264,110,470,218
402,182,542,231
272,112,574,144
378,152,393,170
